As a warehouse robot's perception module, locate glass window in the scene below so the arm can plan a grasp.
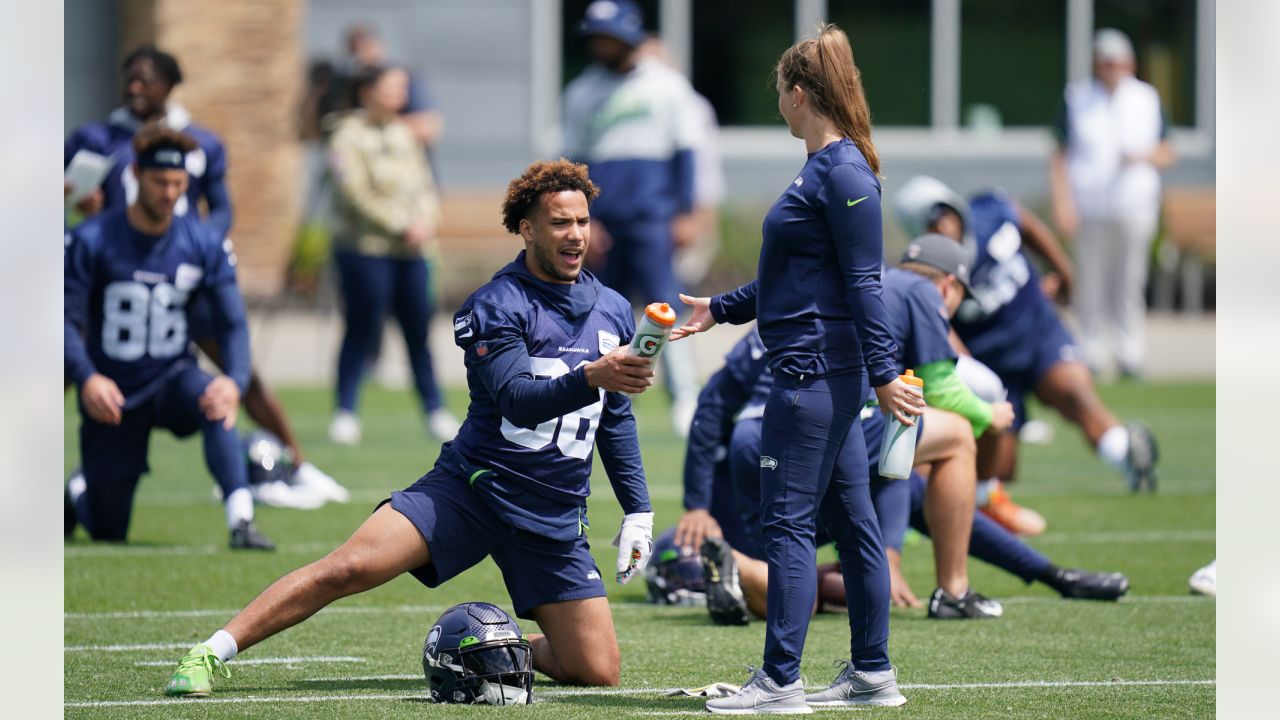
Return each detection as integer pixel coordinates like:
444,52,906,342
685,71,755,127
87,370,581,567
960,0,1067,128
826,0,932,126
561,0,661,88
1094,0,1197,127
690,0,794,126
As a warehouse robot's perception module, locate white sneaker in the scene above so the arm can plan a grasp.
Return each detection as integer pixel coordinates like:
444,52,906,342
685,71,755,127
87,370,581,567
252,479,328,510
670,397,697,439
1189,560,1216,597
427,408,461,440
804,662,906,707
1019,419,1055,445
705,668,811,715
328,411,361,446
293,462,350,503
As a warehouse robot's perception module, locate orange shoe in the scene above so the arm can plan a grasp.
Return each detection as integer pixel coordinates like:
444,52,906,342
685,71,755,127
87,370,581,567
980,484,1047,536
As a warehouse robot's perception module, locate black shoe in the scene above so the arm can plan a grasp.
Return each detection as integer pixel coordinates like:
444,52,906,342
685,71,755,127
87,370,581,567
1054,568,1130,601
699,537,749,626
1125,421,1158,493
927,587,1003,619
230,520,276,551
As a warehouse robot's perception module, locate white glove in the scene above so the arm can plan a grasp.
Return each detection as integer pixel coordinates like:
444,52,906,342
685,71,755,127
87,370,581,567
611,511,654,584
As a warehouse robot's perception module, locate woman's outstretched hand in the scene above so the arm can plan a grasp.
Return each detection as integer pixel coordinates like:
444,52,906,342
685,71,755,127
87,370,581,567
669,294,716,341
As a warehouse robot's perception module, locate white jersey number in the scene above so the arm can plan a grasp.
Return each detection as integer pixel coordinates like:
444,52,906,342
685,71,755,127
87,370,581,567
101,281,189,361
500,357,604,460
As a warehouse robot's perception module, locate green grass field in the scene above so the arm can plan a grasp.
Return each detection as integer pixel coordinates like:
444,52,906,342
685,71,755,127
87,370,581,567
64,380,1215,718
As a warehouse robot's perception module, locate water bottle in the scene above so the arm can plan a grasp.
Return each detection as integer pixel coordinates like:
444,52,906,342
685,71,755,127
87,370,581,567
625,302,677,395
878,369,925,480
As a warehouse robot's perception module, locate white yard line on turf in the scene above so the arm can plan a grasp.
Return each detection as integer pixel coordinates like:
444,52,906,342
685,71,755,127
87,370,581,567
65,595,1210,623
65,603,670,621
1031,529,1214,544
63,679,1216,709
65,642,193,652
64,528,1214,560
64,541,338,558
133,656,367,667
1001,595,1212,605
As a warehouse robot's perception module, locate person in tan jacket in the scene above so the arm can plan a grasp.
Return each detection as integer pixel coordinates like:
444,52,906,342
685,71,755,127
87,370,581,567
326,65,459,445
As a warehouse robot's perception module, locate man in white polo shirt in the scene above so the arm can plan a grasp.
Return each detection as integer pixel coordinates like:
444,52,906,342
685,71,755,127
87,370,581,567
1049,28,1175,378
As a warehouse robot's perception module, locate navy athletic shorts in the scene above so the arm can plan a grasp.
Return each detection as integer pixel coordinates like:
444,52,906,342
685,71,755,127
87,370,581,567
387,466,607,620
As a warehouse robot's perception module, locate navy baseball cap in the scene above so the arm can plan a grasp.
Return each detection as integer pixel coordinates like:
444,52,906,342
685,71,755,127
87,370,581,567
901,233,974,294
580,0,646,48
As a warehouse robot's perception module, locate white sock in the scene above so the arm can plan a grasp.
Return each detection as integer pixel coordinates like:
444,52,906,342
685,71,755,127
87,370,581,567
204,629,238,662
225,487,254,529
976,478,999,507
67,472,87,503
1096,425,1130,470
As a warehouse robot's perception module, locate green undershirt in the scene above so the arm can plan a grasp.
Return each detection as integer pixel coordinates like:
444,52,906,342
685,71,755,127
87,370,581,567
915,359,993,437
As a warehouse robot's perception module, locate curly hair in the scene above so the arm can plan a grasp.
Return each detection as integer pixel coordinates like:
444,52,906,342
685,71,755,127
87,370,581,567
133,122,198,156
501,159,599,234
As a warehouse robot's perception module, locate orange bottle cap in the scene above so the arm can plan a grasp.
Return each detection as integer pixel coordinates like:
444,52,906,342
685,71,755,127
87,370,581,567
645,302,677,327
899,369,925,387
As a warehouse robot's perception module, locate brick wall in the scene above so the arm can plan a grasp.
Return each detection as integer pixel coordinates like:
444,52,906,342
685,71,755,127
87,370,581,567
121,0,305,297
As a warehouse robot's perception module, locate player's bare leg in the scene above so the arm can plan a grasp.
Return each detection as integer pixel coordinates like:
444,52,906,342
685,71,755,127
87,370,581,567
526,597,620,686
914,408,976,598
224,504,429,650
1035,359,1156,491
166,504,429,696
1034,360,1119,445
733,550,770,619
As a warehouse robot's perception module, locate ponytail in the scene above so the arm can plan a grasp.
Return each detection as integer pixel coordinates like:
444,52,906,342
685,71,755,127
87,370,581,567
776,24,880,175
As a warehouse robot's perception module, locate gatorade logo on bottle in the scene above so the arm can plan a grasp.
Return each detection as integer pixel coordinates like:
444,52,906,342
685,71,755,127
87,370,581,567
634,335,663,356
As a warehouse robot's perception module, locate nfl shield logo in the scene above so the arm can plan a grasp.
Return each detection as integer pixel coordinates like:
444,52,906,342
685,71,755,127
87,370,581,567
476,343,488,357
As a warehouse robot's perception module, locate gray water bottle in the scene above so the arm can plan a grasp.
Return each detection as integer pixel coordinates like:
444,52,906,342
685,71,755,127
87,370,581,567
878,370,925,480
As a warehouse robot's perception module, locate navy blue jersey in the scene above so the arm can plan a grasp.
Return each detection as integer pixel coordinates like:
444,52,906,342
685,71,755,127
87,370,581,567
709,139,898,386
682,328,769,511
952,190,1063,364
881,266,957,372
443,253,650,516
64,208,250,408
64,107,232,238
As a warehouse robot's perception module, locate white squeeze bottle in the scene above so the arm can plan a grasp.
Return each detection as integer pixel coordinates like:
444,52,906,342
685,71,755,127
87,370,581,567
878,369,925,480
624,302,677,395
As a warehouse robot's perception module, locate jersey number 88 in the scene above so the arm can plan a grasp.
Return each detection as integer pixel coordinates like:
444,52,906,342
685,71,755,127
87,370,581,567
101,281,189,362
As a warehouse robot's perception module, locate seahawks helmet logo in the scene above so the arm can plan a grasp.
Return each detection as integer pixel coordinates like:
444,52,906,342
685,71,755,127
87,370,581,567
424,625,442,656
760,456,778,470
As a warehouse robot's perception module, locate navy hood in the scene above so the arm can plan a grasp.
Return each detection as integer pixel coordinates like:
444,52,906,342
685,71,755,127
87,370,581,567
495,251,601,331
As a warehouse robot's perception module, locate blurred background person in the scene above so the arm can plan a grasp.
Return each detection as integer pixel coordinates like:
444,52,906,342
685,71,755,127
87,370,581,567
65,44,345,503
65,45,232,236
326,65,458,446
1050,28,1175,379
563,0,702,437
634,35,726,297
343,22,444,155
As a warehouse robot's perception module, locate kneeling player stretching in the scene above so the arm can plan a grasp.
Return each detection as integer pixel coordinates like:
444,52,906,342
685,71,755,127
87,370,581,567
165,160,658,696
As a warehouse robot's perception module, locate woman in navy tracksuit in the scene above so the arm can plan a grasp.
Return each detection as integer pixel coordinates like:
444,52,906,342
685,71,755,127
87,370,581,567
674,25,923,712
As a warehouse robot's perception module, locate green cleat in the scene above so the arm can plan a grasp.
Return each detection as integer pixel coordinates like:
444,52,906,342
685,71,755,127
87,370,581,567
164,644,230,697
